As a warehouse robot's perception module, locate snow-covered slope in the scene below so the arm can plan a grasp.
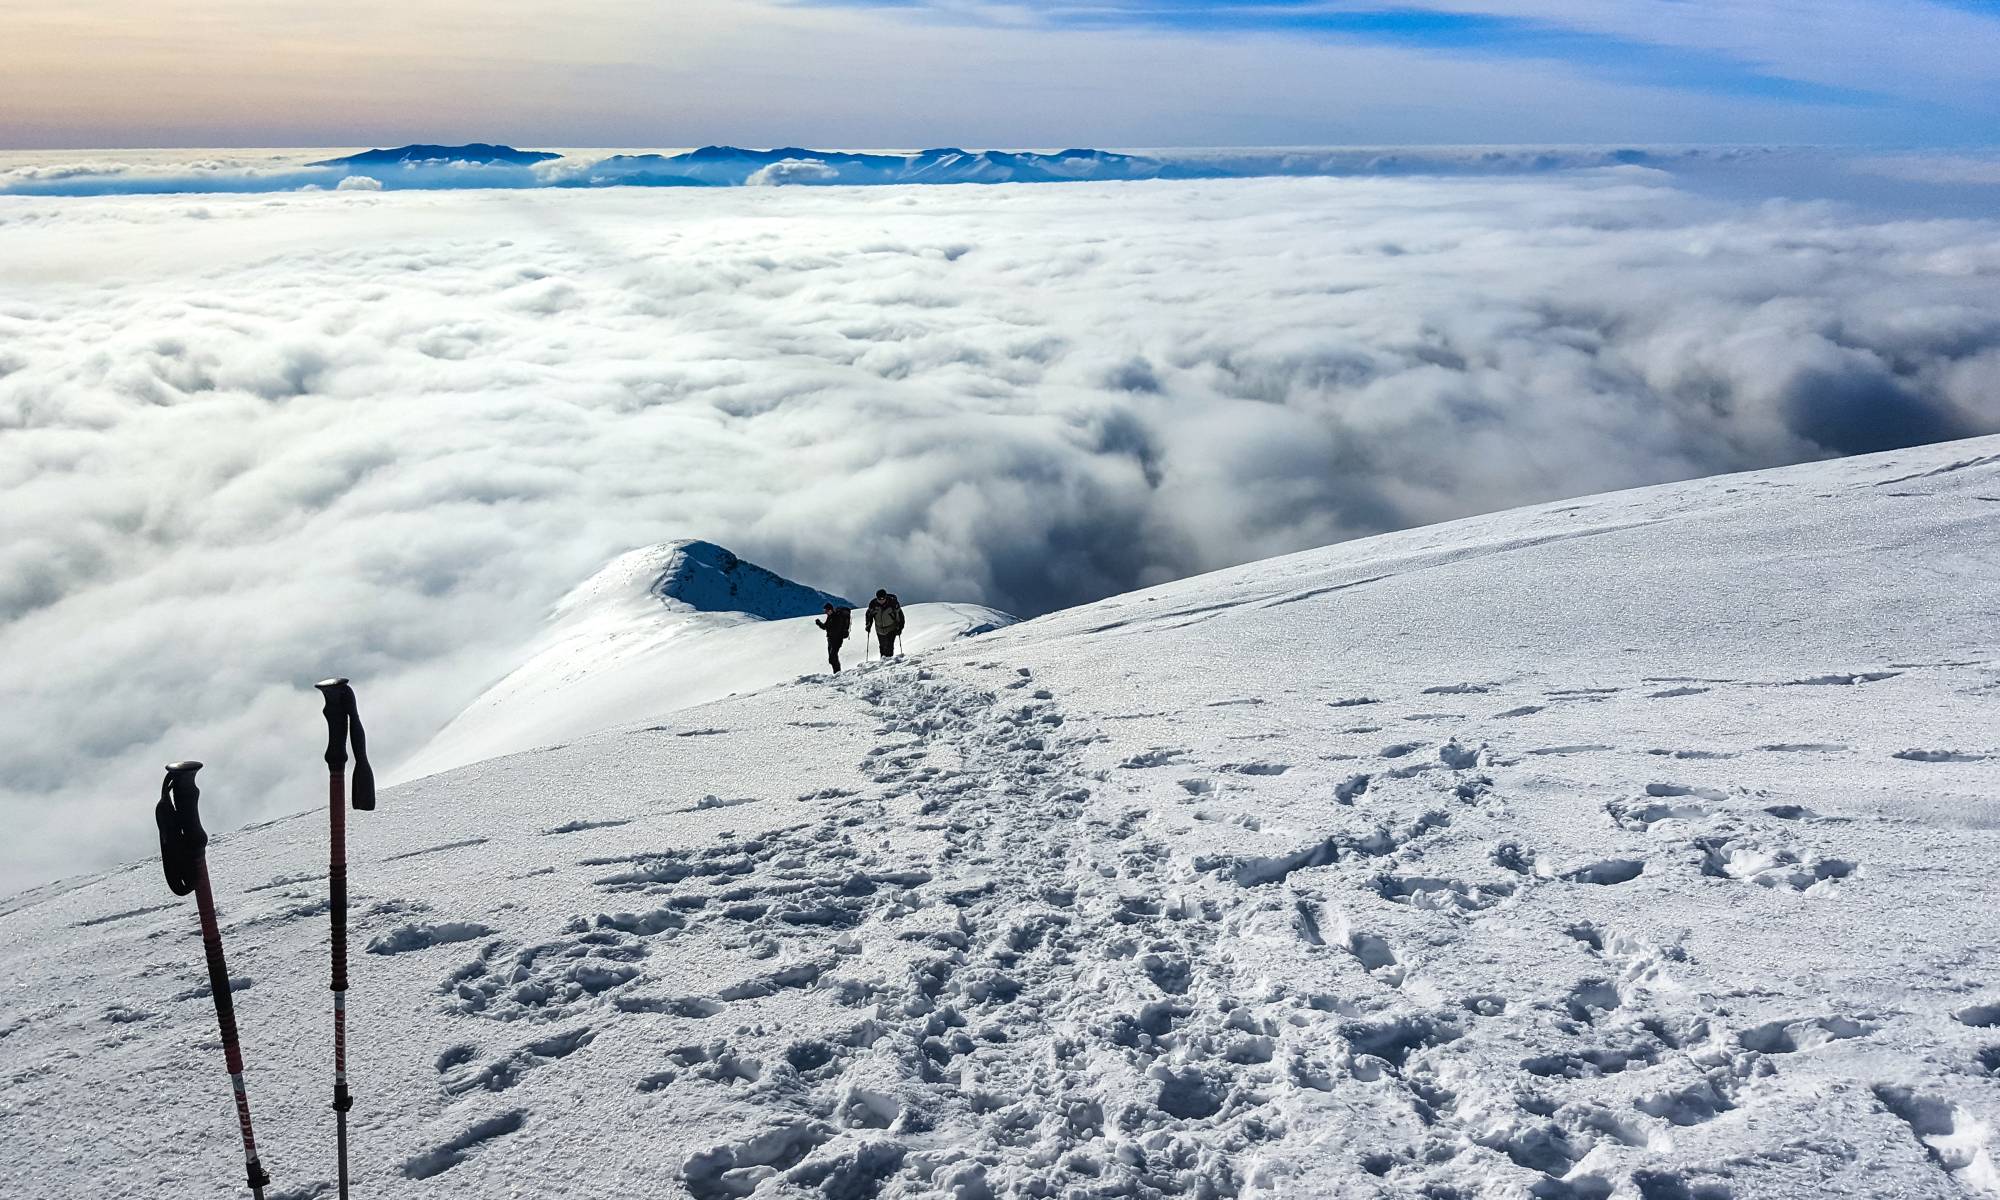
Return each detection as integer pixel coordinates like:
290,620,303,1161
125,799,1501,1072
394,540,1014,781
5,440,2000,1200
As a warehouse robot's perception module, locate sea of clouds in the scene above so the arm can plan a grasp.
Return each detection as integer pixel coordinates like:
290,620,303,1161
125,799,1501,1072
4,168,2000,891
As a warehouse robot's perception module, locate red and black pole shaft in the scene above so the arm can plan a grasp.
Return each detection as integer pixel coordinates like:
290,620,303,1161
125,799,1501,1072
316,678,374,1200
156,761,271,1200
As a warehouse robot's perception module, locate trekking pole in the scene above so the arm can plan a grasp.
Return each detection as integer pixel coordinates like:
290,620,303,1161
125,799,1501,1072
155,761,271,1200
315,678,376,1200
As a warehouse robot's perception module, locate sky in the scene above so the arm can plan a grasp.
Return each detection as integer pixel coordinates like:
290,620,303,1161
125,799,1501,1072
5,170,2000,891
5,0,2000,148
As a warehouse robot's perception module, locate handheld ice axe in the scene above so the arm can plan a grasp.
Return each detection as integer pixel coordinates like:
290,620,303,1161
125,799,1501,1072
316,677,376,1199
155,761,271,1199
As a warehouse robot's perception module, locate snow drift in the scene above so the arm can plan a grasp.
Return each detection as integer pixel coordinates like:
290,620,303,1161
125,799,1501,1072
3,438,1999,1199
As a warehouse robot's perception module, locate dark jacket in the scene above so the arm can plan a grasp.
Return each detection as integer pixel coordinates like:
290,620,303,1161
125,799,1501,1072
816,607,852,638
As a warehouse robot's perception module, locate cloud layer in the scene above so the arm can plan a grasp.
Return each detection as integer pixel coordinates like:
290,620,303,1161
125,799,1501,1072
4,171,2000,891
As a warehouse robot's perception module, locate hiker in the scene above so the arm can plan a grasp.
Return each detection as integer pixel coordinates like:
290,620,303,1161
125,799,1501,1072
815,602,852,672
865,589,904,658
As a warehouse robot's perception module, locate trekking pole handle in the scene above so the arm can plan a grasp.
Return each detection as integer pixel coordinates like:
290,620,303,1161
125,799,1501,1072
156,761,208,896
316,678,351,772
314,678,376,810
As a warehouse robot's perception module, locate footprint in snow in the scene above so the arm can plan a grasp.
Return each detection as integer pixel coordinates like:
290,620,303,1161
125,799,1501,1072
544,818,633,835
366,921,495,956
1647,782,1726,801
74,902,180,929
1438,741,1482,769
441,1026,596,1097
401,1110,527,1180
1217,761,1290,776
385,837,491,862
1606,799,1713,831
1893,749,1991,763
1696,837,1857,891
1345,930,1403,985
1739,1015,1875,1053
173,976,253,1002
1563,858,1645,885
693,794,760,810
1872,1086,1994,1188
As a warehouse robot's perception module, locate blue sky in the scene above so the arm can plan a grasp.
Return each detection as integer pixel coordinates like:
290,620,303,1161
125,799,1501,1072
936,1,1885,105
4,0,1997,147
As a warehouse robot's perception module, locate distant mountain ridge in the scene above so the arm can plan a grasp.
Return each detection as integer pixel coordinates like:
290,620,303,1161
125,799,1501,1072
569,145,1200,187
308,143,562,168
299,142,1199,186
4,142,1738,196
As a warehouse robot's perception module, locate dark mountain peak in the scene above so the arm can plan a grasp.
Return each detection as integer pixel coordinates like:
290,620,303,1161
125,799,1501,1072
309,143,561,168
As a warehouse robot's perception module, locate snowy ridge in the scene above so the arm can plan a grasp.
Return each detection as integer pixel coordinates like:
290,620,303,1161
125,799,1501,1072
615,540,851,621
4,439,2000,1199
395,541,1010,781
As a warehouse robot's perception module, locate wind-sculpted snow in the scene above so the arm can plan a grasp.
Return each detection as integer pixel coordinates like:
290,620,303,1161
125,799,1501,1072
5,172,2000,887
2,440,1997,1197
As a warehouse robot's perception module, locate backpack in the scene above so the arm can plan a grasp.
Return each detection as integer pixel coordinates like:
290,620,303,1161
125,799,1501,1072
876,595,904,636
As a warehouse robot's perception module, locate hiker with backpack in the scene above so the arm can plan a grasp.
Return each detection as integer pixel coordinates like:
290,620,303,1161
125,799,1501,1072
865,590,904,658
816,602,853,672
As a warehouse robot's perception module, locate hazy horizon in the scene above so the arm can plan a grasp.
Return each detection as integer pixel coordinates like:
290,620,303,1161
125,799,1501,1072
11,1,2000,150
